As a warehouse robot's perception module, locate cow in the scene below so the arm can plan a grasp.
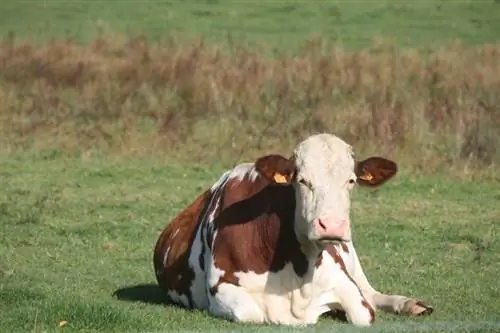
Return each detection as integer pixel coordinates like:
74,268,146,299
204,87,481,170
153,133,433,326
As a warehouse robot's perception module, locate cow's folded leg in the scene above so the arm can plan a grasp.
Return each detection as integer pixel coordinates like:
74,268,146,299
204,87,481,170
208,282,265,324
346,245,434,316
331,273,375,326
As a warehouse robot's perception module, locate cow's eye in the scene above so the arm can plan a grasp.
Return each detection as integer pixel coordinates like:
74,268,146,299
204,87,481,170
348,179,356,184
298,178,313,190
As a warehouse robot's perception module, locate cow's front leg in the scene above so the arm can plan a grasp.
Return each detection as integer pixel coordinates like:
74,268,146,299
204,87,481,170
347,244,433,316
331,272,375,326
371,294,433,316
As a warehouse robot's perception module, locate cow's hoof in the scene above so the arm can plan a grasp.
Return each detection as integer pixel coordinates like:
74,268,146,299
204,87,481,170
403,299,434,316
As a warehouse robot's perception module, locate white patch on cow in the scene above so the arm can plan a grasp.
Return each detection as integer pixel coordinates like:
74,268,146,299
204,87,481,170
204,169,230,228
210,170,232,192
291,133,357,243
231,162,260,182
167,290,189,308
187,223,208,309
163,245,171,267
228,263,324,325
172,228,180,239
207,262,225,289
206,244,374,326
201,197,223,301
337,242,356,273
209,279,266,324
186,169,230,310
233,268,304,324
206,194,220,222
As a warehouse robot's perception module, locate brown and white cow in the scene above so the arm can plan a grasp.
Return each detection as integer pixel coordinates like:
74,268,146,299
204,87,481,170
153,133,433,326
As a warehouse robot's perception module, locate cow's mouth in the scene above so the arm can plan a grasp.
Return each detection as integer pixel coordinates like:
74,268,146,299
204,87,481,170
318,236,347,244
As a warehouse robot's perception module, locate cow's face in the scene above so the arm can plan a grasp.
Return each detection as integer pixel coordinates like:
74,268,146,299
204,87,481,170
255,133,397,245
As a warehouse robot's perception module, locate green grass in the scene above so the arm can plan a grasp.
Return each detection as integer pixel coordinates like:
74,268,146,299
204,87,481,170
0,1,499,49
0,153,499,332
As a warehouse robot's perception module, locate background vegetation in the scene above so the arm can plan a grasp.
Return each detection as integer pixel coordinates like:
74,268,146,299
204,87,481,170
1,1,500,177
0,1,499,332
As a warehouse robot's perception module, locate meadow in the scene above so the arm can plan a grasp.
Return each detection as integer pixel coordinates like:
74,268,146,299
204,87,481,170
0,1,499,332
0,1,500,49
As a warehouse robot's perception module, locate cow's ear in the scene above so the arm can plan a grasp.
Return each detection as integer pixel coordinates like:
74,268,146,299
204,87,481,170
355,157,397,187
255,154,296,185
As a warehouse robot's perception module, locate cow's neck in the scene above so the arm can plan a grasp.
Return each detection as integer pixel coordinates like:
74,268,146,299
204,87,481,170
251,181,329,278
260,185,319,277
213,171,317,278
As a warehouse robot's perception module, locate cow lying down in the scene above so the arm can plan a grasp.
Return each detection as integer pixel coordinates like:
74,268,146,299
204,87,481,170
153,133,433,326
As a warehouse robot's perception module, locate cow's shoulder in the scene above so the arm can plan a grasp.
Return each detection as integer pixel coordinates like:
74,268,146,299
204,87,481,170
210,164,308,283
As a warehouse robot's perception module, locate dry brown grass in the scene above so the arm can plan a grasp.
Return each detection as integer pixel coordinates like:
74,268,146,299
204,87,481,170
1,34,499,177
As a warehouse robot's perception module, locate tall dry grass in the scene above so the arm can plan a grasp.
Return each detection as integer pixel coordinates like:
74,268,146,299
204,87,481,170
0,34,499,176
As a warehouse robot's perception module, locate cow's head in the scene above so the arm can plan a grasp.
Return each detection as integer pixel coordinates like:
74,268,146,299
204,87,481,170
255,133,397,245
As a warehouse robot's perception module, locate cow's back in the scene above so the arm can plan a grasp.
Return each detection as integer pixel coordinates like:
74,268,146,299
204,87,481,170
153,190,211,307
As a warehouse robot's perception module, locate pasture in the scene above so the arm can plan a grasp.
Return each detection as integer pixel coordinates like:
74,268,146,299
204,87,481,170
0,1,499,332
1,155,499,333
0,1,500,48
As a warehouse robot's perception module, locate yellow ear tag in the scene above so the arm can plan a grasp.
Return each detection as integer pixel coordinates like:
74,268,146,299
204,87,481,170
273,172,288,184
359,173,374,182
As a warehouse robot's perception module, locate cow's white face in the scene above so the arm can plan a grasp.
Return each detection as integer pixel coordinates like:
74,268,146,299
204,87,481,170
291,134,356,243
255,133,398,246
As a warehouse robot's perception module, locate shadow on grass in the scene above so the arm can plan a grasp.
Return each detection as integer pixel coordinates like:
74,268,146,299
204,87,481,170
112,283,169,306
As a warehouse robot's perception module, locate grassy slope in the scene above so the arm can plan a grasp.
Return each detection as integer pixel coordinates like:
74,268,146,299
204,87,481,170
0,155,499,333
1,1,499,333
0,1,499,49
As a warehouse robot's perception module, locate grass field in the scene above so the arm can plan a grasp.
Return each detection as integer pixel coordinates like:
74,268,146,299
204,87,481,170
1,154,499,333
1,1,499,333
1,1,500,49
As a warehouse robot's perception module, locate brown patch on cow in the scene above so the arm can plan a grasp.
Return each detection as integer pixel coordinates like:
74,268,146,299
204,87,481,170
211,171,309,289
153,190,210,308
209,269,240,296
361,300,376,324
340,242,349,253
315,251,323,268
317,242,348,268
325,245,348,273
